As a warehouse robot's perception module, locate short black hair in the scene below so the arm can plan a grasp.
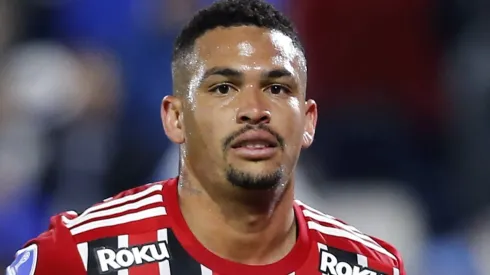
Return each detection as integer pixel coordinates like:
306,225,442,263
172,0,304,63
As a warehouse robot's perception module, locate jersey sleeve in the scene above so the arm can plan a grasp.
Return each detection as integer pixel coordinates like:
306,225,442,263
372,236,406,275
6,212,86,275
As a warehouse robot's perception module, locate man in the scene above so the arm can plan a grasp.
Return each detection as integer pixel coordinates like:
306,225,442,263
7,0,406,274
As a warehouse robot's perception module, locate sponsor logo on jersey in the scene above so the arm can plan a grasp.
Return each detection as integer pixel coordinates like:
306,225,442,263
6,244,38,275
95,241,170,273
319,249,383,275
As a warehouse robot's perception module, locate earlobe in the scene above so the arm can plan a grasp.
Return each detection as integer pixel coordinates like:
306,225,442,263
302,132,314,148
302,99,317,149
161,96,185,144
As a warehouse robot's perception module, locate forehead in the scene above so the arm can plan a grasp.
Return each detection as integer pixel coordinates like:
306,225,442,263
193,26,305,72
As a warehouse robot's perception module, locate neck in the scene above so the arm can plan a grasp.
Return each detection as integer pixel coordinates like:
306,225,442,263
177,169,297,265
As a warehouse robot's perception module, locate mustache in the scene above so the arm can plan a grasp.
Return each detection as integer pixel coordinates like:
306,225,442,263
222,124,285,152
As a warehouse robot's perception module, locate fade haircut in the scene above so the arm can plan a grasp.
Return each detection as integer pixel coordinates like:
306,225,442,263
172,0,305,75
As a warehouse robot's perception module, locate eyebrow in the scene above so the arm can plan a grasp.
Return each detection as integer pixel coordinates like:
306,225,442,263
261,69,293,80
201,67,243,81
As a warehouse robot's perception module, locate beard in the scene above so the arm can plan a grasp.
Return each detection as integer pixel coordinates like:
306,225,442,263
225,165,285,190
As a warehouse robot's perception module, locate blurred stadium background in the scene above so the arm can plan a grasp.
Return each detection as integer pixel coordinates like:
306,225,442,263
0,0,489,274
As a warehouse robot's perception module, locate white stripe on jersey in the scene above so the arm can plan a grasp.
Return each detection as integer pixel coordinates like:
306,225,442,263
200,265,213,275
70,207,167,235
357,254,368,267
307,221,396,260
118,234,129,247
318,243,329,252
297,200,376,239
117,235,129,275
296,200,334,220
65,211,78,216
303,209,380,246
65,195,163,228
297,200,362,233
63,184,163,224
77,243,88,271
394,267,400,275
158,229,172,275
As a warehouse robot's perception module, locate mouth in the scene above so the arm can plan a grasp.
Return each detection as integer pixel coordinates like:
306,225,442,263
231,139,278,149
229,131,280,160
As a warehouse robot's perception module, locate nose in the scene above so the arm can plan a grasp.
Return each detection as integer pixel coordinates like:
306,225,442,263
236,93,271,125
237,108,271,125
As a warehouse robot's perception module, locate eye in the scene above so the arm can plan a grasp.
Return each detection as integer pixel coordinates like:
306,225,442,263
210,84,234,95
267,85,290,95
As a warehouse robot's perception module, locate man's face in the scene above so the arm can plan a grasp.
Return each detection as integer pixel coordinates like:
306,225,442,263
164,26,316,190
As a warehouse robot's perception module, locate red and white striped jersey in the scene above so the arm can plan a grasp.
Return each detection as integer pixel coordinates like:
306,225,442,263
7,178,405,275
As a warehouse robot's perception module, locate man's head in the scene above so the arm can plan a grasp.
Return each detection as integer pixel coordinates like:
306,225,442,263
162,0,317,191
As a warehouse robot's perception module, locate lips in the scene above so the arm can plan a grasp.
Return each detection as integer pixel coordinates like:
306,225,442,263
230,131,279,149
229,130,280,160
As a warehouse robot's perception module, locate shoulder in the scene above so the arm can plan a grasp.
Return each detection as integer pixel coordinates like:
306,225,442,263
295,200,405,272
370,235,406,273
6,212,84,275
7,179,175,274
62,180,171,242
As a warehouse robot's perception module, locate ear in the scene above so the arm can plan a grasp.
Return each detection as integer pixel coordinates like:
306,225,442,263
302,99,317,149
161,95,185,144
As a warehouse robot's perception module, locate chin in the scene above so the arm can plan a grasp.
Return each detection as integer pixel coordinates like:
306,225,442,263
225,164,285,190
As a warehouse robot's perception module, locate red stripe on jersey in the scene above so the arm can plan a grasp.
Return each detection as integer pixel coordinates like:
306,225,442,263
294,244,322,275
128,231,160,275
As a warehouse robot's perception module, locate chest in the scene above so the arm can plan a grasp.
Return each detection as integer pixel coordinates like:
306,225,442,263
80,229,397,275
